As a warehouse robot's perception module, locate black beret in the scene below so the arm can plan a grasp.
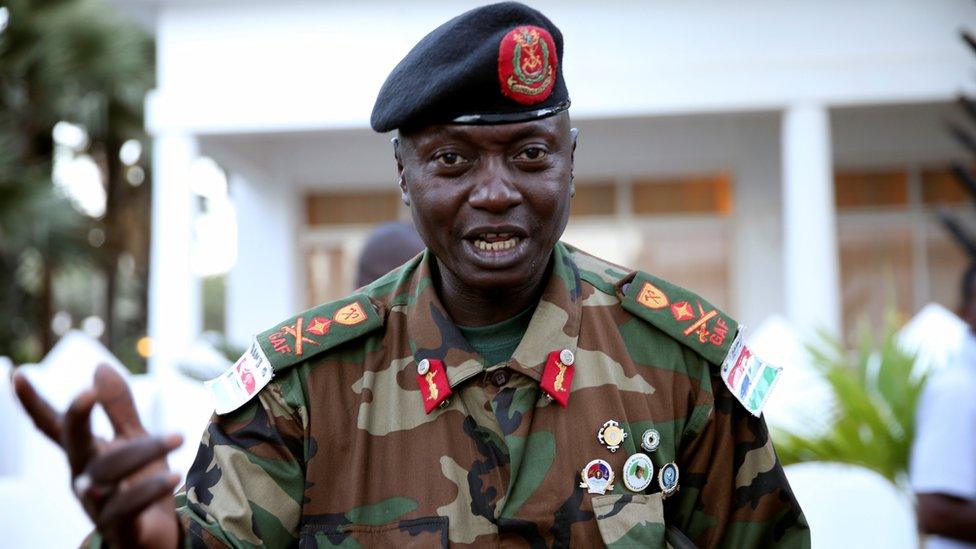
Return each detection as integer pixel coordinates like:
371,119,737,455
370,2,570,133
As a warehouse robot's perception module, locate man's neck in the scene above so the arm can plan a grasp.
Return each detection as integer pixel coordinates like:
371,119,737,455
433,254,552,327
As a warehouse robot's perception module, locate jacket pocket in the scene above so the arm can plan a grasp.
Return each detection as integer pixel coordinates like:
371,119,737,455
591,493,665,548
299,516,448,548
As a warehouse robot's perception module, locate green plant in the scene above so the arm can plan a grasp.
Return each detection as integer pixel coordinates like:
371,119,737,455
774,310,927,489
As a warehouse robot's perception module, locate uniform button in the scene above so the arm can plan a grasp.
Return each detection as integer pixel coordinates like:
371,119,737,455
559,348,575,366
417,359,430,375
490,370,510,387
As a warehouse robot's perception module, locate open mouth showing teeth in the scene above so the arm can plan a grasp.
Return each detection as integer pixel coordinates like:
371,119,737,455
472,233,520,251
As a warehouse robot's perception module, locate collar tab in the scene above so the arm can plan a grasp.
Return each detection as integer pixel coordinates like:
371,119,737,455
416,358,453,414
540,349,575,407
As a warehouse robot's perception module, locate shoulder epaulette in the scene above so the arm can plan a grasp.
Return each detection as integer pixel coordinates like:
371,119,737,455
619,271,737,365
619,271,780,417
256,294,385,372
206,293,384,414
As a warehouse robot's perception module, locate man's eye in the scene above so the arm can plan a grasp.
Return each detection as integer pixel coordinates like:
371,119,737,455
516,147,548,161
435,152,466,166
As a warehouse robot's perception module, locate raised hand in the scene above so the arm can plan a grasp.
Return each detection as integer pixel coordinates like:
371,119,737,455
13,364,183,549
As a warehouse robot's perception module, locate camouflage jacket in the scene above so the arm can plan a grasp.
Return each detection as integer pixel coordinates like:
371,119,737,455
175,242,810,548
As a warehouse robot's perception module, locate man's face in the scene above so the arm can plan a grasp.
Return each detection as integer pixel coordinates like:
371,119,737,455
396,113,576,292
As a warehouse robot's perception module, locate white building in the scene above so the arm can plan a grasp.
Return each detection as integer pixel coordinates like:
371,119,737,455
117,0,976,371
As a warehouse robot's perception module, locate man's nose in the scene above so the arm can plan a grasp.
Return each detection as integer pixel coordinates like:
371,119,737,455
467,159,523,213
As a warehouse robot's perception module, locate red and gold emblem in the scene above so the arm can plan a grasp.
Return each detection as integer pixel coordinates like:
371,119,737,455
498,25,557,105
333,302,367,326
671,301,694,322
267,316,320,356
306,316,332,336
540,350,575,407
637,282,669,310
416,359,452,414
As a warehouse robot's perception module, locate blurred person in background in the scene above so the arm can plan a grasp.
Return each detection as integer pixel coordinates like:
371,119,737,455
355,221,425,289
911,264,976,547
14,3,809,547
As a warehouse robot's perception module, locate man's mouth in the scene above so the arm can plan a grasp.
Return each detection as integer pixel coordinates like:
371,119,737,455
472,233,520,252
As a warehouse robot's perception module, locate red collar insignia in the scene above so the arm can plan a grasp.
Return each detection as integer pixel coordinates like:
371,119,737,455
540,350,574,407
417,358,452,414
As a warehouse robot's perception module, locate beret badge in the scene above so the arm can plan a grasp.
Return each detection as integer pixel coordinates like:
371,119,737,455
498,25,558,105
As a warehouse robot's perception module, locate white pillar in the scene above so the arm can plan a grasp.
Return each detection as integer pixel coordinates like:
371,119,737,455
226,172,302,348
781,104,841,336
148,134,201,373
732,114,784,330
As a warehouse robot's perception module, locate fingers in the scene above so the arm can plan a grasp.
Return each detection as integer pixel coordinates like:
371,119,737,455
94,472,181,530
93,363,146,438
62,389,98,476
87,434,183,485
11,370,64,443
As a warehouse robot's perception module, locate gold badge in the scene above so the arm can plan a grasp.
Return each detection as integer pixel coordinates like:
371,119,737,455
636,282,669,310
597,419,628,452
333,302,367,326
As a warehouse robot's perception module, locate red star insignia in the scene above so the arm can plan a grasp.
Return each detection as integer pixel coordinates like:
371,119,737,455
306,316,332,336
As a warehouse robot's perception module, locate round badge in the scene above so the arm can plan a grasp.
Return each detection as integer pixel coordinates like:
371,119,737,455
641,428,661,453
658,462,680,496
597,420,628,452
622,453,654,492
417,358,430,375
497,25,558,105
579,459,615,494
559,348,575,366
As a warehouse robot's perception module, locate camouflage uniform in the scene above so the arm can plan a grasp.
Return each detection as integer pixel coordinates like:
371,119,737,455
175,242,809,547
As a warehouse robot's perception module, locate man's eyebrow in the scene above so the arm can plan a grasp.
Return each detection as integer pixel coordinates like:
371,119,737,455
415,123,557,148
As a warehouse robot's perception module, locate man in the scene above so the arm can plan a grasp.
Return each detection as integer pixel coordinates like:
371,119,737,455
355,221,425,289
14,3,809,547
911,264,976,547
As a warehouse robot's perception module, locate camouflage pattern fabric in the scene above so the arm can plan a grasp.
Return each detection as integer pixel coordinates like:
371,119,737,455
174,242,810,547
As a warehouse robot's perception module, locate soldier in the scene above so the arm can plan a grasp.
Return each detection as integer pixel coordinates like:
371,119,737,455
13,2,810,547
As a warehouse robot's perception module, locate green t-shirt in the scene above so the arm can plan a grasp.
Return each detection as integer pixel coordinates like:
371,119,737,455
457,306,534,367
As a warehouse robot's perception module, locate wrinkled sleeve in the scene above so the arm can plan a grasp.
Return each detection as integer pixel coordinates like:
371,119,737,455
666,367,810,548
176,370,309,548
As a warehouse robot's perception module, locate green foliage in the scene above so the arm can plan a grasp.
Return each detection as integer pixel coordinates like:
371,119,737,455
774,311,927,488
0,0,154,365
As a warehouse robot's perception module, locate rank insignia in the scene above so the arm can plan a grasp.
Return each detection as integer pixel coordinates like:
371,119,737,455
333,302,368,326
267,317,320,356
597,419,628,452
671,301,694,322
580,459,615,494
305,316,332,336
623,453,654,492
621,272,740,367
636,281,669,310
658,462,680,497
416,358,452,414
540,349,575,407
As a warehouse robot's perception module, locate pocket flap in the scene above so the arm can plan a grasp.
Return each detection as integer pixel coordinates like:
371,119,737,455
592,493,665,547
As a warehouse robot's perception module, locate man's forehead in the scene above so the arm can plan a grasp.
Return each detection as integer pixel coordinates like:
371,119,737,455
402,115,567,146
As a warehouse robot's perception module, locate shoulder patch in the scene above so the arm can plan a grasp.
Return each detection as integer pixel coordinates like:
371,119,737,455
206,294,384,414
620,271,780,417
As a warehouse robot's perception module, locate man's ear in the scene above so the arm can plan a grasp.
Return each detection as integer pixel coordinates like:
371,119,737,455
393,136,410,206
